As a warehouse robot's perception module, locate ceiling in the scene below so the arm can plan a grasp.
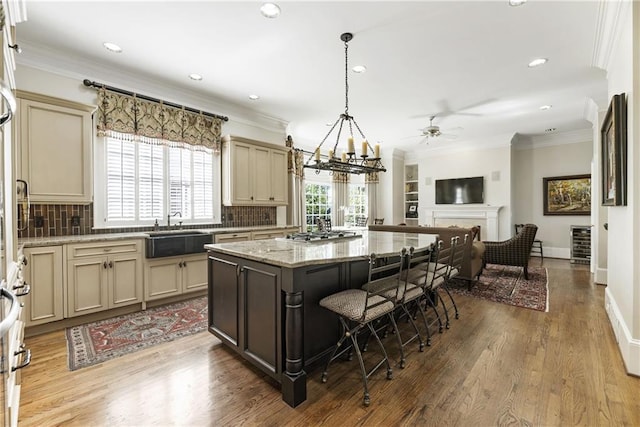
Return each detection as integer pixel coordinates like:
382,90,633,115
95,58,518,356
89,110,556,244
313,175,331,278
15,1,607,154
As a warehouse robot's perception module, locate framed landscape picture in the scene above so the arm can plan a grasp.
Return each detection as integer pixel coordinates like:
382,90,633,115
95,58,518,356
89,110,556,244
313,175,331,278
543,174,591,215
601,93,627,206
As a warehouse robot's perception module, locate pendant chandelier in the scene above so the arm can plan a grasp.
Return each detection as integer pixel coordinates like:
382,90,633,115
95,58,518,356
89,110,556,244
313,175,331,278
303,32,386,175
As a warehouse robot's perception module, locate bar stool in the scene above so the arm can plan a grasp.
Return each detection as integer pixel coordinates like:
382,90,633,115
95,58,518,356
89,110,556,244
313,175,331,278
319,249,407,406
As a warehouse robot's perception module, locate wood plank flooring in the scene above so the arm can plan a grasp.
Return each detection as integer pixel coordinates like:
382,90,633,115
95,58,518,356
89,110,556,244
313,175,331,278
18,259,640,426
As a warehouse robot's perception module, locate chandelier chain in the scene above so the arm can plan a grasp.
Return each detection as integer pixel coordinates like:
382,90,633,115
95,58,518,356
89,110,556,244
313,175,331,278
344,39,349,117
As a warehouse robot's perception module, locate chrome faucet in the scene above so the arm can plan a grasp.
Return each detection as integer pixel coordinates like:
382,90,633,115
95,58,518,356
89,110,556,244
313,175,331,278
167,212,182,228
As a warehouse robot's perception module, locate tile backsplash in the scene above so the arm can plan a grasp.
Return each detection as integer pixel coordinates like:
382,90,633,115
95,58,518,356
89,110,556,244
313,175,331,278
18,203,277,238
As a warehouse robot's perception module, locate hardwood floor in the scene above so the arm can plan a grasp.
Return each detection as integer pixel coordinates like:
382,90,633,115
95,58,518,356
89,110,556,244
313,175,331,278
19,259,640,426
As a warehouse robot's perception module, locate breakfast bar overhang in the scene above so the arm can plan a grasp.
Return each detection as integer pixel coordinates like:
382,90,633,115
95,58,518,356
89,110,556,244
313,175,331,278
206,230,437,407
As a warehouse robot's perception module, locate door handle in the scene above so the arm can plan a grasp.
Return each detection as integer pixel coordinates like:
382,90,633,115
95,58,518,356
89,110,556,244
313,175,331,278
0,79,16,127
108,261,113,268
103,261,108,269
12,348,32,372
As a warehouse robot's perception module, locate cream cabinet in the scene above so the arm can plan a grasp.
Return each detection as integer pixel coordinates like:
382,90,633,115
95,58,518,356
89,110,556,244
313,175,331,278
66,240,143,317
221,135,288,206
144,253,208,301
22,246,64,326
15,91,94,203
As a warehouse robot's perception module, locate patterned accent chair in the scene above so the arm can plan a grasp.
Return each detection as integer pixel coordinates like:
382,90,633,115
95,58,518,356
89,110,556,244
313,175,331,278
482,224,539,280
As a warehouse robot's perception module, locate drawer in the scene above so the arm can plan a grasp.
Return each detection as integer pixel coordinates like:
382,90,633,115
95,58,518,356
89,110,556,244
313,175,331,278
67,240,142,258
215,232,252,243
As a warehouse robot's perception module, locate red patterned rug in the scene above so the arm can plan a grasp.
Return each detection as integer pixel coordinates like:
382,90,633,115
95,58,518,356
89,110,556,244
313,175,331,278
448,264,549,312
66,296,207,371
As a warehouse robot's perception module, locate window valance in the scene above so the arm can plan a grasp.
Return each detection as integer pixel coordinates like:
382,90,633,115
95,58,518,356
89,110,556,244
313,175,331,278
96,88,223,153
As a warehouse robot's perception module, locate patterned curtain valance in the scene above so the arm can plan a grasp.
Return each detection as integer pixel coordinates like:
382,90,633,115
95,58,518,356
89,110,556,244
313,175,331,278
332,171,350,183
365,171,379,184
96,88,222,153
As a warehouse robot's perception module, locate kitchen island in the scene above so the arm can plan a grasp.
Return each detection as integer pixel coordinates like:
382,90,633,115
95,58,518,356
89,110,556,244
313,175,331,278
205,230,438,407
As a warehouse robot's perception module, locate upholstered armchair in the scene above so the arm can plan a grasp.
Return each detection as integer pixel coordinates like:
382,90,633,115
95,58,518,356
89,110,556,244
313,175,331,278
482,224,539,279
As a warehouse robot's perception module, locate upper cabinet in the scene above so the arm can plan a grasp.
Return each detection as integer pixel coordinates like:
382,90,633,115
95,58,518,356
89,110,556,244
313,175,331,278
15,91,94,203
221,135,288,206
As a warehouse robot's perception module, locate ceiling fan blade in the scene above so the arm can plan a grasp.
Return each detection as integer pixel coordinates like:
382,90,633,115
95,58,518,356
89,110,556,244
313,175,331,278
440,133,458,141
418,136,430,145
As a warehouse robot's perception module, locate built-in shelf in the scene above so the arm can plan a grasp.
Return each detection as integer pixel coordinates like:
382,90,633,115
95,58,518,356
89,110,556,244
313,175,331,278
404,165,419,225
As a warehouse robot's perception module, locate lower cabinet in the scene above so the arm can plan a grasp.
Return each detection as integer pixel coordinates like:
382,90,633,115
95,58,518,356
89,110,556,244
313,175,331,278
22,246,64,326
209,252,281,377
66,240,143,317
144,253,208,301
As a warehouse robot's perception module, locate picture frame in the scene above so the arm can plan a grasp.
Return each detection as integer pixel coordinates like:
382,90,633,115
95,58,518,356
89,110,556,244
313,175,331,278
543,174,591,216
408,205,417,212
601,93,627,206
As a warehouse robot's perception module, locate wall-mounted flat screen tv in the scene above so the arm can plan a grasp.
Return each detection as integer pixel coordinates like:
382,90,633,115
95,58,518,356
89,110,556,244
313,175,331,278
435,176,484,204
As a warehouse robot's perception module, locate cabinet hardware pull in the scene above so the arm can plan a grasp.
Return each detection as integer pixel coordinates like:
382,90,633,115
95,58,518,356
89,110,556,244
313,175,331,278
183,261,187,267
0,79,17,127
13,281,27,290
103,261,108,269
178,261,183,268
108,261,113,268
250,196,254,200
15,284,30,297
12,348,32,372
103,248,112,252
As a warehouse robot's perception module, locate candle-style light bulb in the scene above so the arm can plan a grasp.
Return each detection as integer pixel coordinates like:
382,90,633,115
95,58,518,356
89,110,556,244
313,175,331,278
361,140,368,157
347,137,355,154
374,142,380,159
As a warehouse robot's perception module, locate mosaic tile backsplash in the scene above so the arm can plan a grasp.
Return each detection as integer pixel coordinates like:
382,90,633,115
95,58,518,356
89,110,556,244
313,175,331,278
17,203,277,238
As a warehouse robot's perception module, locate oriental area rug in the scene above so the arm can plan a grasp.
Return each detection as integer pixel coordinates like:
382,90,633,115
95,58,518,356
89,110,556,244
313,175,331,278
448,264,549,312
66,296,207,371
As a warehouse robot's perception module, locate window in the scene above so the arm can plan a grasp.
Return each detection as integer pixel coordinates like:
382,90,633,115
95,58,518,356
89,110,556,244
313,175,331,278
305,183,332,230
95,133,221,227
345,183,367,225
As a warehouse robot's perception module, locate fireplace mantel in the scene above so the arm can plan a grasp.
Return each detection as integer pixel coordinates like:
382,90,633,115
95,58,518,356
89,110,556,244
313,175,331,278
422,205,503,240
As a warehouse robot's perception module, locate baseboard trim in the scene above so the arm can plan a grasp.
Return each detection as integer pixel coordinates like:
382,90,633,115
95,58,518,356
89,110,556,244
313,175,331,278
595,267,608,285
530,246,570,260
604,288,640,376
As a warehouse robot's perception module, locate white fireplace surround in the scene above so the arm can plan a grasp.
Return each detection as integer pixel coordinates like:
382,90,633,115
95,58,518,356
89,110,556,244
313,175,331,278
422,205,503,240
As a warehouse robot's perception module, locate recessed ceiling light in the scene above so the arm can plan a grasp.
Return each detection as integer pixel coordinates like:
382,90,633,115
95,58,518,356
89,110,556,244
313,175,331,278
528,58,548,68
188,73,203,81
352,65,367,73
509,0,527,6
540,105,552,110
545,127,557,132
326,122,333,126
248,94,260,100
103,42,122,53
260,3,281,18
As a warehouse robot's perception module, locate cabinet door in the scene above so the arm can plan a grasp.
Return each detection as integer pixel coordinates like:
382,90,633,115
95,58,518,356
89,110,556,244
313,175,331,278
18,94,93,203
109,253,142,307
144,257,182,300
181,254,208,293
241,261,280,375
270,149,288,205
23,246,63,326
209,254,240,347
67,257,109,317
253,146,272,204
231,142,253,204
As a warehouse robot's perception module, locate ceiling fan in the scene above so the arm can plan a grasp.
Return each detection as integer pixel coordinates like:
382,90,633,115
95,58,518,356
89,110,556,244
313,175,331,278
417,116,459,144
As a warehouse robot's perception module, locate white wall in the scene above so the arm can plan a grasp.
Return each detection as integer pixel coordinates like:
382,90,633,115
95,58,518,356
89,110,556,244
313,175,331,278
415,144,512,240
512,139,592,259
600,1,640,376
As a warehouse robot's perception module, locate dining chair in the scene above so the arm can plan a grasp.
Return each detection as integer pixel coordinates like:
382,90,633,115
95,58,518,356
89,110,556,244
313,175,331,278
319,249,407,406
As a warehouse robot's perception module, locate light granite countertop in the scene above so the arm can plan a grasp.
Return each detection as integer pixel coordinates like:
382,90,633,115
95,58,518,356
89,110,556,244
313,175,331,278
204,230,439,268
18,225,300,248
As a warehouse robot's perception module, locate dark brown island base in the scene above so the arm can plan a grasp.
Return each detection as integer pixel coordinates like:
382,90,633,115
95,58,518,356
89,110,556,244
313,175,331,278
206,230,437,407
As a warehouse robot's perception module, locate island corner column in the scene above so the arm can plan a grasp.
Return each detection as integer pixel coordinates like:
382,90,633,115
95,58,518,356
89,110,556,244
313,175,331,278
281,286,307,407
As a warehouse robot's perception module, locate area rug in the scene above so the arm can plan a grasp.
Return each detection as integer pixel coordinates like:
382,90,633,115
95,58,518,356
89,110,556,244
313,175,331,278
66,296,207,371
448,264,549,312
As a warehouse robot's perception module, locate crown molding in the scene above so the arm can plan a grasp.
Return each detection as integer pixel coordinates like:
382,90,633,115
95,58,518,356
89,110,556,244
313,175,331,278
592,0,630,71
16,40,289,134
512,128,592,150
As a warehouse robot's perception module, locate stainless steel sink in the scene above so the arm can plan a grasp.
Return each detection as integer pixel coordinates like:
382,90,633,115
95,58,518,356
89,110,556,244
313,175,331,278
145,230,212,258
